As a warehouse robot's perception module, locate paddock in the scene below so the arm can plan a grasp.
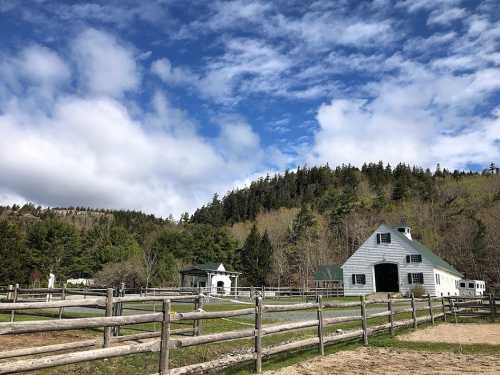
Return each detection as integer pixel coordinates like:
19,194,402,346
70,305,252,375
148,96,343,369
0,286,497,374
398,323,500,345
264,347,500,375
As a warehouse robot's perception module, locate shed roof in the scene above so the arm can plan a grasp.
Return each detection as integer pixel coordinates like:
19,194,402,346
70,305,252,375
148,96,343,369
314,265,343,281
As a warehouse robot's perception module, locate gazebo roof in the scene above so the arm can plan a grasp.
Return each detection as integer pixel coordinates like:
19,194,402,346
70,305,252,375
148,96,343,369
180,262,241,275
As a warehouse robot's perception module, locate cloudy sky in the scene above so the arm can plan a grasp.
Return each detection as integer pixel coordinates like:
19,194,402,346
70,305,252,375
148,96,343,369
0,0,499,217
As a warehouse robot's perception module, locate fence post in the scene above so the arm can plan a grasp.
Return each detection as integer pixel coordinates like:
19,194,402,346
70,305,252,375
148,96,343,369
493,292,497,322
410,293,417,329
450,298,458,324
7,284,12,301
10,283,19,323
360,295,368,345
159,299,171,375
489,294,496,323
103,288,113,348
388,294,394,336
441,297,447,321
427,294,434,325
255,296,263,374
316,295,325,355
116,282,125,336
58,284,66,319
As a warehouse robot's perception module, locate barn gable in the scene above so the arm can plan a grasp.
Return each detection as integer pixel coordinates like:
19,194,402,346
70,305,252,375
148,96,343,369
342,224,462,296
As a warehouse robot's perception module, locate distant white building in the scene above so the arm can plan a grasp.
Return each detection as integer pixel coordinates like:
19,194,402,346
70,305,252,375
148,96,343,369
180,263,240,295
342,224,463,297
66,278,95,287
458,279,486,297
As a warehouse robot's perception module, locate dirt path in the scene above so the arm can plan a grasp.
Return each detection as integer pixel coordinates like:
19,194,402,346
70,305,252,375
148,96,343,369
398,323,500,345
265,347,500,374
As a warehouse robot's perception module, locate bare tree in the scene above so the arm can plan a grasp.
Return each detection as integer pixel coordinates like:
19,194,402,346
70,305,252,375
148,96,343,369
141,231,160,288
143,246,158,289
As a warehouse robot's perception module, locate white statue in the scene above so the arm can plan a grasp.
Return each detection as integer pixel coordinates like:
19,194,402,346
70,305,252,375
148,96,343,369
47,273,56,301
48,273,56,288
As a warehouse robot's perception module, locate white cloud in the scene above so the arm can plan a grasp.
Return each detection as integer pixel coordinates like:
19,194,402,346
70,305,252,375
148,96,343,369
72,28,139,96
18,45,70,86
399,0,462,13
208,0,271,29
151,58,199,86
197,38,291,101
309,59,500,171
0,44,69,99
0,29,281,217
428,7,466,25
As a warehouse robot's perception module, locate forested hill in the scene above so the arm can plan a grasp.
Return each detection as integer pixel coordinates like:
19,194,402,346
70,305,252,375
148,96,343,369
191,162,491,225
191,162,500,289
1,162,499,290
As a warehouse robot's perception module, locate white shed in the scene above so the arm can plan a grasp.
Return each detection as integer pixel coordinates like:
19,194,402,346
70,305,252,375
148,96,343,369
342,224,463,297
180,263,240,295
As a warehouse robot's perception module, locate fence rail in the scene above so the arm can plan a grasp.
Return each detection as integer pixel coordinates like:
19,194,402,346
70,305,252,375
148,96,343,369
0,290,498,375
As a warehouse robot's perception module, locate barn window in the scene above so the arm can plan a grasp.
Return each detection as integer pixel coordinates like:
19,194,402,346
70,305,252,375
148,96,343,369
352,274,366,285
435,274,440,285
376,233,391,244
407,273,424,284
406,254,422,263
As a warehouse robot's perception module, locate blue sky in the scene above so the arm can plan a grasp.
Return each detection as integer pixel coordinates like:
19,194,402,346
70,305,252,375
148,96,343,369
0,0,499,217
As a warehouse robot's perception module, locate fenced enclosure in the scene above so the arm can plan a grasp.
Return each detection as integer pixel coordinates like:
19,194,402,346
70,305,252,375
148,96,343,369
0,285,498,374
145,286,344,299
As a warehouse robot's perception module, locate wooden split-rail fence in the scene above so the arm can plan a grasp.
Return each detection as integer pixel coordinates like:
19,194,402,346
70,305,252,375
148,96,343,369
0,288,498,375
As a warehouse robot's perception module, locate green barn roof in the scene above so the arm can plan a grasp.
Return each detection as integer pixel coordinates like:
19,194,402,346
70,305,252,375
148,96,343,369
382,224,463,278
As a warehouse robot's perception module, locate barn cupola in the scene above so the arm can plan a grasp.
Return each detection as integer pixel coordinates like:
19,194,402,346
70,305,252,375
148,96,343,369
396,226,412,240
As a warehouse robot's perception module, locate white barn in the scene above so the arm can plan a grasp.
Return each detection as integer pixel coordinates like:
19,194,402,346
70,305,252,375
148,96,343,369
342,224,463,297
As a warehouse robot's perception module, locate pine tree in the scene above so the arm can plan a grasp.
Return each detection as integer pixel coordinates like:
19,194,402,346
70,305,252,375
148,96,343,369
257,231,273,286
240,224,261,285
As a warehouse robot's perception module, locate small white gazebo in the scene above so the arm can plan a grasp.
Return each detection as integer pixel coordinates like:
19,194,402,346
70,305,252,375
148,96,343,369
180,263,240,295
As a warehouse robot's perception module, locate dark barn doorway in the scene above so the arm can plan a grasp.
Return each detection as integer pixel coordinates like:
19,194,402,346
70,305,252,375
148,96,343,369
374,263,399,292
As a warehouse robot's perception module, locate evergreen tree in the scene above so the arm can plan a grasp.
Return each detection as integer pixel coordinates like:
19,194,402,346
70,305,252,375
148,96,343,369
256,230,273,286
239,224,261,285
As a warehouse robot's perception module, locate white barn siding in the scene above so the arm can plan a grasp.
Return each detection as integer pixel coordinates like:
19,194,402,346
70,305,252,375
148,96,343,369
343,227,437,296
434,269,460,296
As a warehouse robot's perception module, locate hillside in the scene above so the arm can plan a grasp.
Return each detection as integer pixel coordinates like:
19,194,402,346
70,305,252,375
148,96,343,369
1,162,499,290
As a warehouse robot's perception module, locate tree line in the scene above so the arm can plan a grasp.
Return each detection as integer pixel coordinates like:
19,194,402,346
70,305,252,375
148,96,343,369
1,162,499,290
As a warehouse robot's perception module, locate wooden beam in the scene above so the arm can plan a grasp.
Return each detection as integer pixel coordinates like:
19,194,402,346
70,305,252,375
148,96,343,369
0,340,160,374
316,295,324,355
104,288,113,348
360,296,368,345
159,299,171,375
0,313,162,335
255,297,263,374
